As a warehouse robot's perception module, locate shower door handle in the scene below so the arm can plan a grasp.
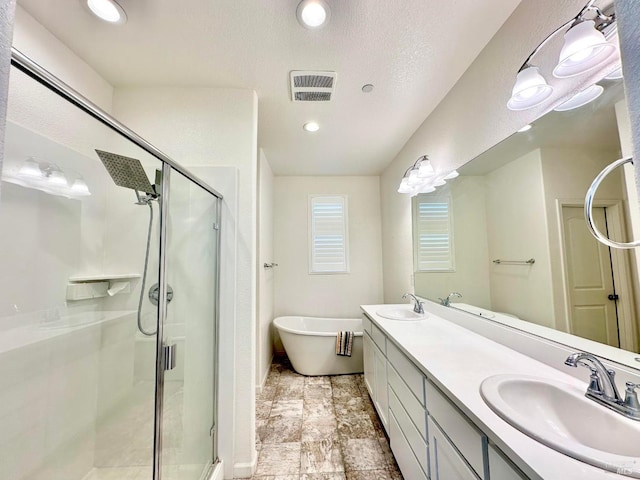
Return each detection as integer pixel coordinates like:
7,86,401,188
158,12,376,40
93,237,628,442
163,343,177,371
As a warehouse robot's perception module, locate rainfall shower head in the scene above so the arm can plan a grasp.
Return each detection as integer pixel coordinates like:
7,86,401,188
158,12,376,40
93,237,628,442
95,149,155,194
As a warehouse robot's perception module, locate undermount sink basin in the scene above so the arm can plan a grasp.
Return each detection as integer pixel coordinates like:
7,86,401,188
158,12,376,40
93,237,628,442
481,374,640,477
376,306,426,321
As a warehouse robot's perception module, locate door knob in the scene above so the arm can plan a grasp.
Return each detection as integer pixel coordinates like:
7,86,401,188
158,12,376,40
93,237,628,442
608,294,619,301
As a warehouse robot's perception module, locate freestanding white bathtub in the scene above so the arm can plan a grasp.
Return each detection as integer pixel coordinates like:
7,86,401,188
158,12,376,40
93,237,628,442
273,316,363,376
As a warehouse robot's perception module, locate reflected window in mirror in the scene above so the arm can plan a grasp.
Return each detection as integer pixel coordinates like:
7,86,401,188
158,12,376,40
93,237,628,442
413,195,455,272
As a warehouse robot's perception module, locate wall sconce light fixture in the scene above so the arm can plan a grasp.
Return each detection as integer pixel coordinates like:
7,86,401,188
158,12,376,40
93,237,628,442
398,155,458,196
508,1,618,112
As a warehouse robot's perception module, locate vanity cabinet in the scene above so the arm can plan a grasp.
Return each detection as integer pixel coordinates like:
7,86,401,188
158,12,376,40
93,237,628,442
362,316,389,432
362,312,531,480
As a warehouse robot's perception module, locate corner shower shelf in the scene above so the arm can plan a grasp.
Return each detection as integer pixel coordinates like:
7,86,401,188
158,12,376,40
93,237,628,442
69,273,141,283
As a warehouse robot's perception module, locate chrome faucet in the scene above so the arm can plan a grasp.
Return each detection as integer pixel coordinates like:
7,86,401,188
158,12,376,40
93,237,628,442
438,292,462,307
565,352,640,420
402,293,424,314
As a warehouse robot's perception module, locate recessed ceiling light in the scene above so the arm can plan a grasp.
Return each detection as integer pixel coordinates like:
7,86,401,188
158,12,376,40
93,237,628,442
362,84,374,93
303,122,320,132
296,0,330,29
517,124,532,133
85,0,127,24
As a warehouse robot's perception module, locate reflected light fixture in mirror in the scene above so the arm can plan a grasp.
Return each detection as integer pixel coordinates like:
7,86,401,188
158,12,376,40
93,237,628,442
297,0,331,29
517,124,533,133
397,155,458,196
554,83,604,111
3,157,92,199
507,2,617,111
85,0,127,24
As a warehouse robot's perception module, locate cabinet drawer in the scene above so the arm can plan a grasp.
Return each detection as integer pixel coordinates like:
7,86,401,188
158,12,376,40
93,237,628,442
429,417,480,480
390,412,428,480
362,314,372,334
426,380,486,479
389,387,428,476
371,322,387,354
388,363,427,440
387,340,425,406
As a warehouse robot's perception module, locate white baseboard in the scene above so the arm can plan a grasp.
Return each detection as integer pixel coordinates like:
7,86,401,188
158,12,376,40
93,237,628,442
255,354,273,394
233,451,257,479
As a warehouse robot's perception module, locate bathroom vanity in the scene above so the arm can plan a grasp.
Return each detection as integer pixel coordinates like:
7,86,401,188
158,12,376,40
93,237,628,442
361,304,637,480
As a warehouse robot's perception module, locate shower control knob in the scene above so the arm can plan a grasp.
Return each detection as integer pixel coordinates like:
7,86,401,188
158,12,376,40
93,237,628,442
149,283,174,306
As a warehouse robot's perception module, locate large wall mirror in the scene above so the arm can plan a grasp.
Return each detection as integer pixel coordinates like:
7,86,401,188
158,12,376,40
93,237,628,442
412,77,640,359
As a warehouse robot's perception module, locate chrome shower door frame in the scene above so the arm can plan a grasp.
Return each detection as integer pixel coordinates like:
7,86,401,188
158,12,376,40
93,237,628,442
10,48,223,480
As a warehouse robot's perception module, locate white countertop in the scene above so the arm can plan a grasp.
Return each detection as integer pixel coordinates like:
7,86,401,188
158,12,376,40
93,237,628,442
361,304,628,480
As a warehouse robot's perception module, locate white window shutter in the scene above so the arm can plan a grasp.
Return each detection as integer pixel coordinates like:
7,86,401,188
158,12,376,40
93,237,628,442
414,196,455,272
309,195,349,273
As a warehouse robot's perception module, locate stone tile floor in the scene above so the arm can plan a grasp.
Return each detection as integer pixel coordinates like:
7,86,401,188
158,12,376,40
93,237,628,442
239,356,404,480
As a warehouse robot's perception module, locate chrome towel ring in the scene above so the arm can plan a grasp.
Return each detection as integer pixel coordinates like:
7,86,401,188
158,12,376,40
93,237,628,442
584,156,637,249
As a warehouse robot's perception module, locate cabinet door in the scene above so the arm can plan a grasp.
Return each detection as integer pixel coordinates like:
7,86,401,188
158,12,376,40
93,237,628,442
363,332,375,398
488,444,528,480
374,344,389,431
429,417,479,480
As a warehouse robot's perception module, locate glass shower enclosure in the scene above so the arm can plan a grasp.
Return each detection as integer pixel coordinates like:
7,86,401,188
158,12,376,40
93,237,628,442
0,50,221,480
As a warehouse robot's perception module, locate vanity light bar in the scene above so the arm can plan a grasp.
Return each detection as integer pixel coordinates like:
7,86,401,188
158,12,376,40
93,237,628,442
397,155,458,196
507,1,618,112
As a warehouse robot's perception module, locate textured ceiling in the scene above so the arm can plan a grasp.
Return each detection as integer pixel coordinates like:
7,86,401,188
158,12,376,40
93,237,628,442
16,0,521,175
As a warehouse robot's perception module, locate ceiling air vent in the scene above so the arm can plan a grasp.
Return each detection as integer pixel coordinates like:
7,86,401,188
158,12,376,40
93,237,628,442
290,71,337,102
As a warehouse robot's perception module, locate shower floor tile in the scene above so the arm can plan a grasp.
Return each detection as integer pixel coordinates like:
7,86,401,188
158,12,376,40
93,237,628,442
241,356,403,480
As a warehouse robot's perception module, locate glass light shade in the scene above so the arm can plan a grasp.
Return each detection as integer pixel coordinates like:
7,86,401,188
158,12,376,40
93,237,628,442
296,0,330,29
553,21,616,78
554,84,603,112
604,65,623,80
418,159,435,178
86,0,127,24
397,178,413,194
417,184,436,194
71,178,91,196
507,66,554,111
443,170,459,180
432,178,446,187
517,124,532,133
18,158,42,178
48,169,68,186
407,169,421,186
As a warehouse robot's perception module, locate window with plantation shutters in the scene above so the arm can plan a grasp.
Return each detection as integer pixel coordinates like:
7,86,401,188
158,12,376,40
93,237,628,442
413,195,455,272
309,195,349,274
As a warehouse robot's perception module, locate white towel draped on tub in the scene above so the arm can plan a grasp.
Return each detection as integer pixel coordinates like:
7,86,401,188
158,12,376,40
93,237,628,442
335,331,354,357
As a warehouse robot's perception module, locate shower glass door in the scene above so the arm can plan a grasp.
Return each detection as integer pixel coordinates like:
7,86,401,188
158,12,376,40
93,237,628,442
158,167,219,480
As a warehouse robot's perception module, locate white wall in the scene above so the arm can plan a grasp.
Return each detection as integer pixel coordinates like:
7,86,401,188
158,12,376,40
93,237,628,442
111,87,259,478
485,149,555,326
414,176,491,308
274,176,383,324
257,149,274,389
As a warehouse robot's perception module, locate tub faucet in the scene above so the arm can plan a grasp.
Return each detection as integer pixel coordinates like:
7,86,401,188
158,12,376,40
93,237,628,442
438,292,462,307
402,293,424,314
564,352,640,420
